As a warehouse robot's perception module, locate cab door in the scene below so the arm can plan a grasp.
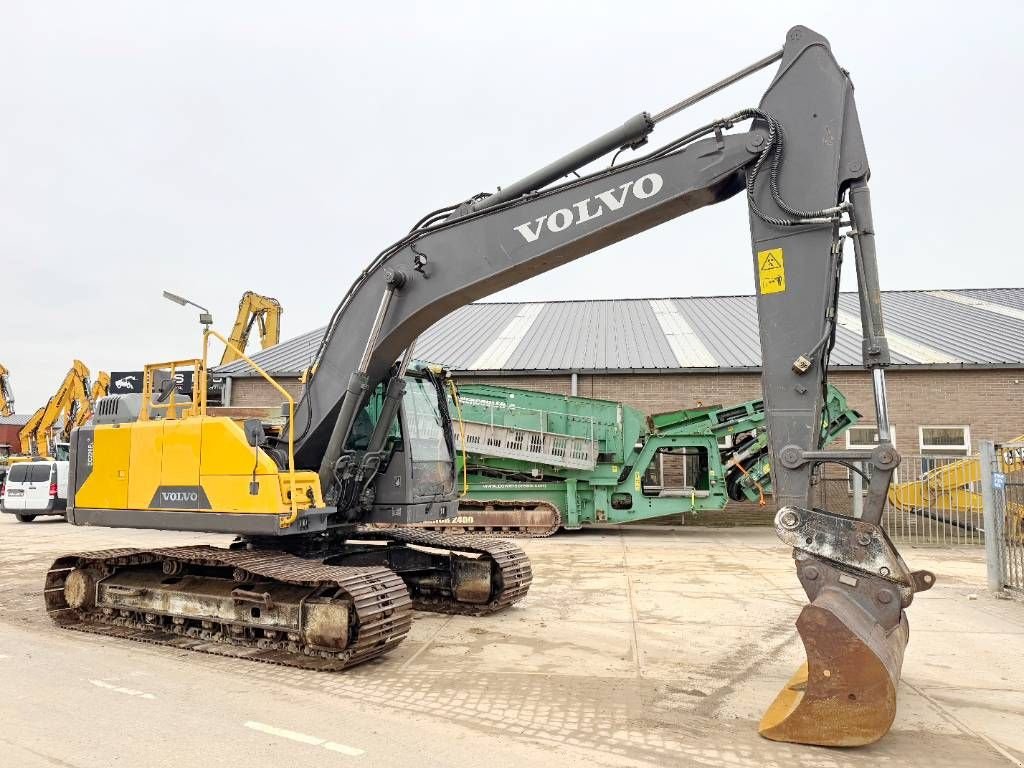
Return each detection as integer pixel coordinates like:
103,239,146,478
23,464,54,512
2,464,27,511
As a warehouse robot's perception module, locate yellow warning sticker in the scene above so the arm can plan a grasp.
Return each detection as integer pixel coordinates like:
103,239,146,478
758,248,786,295
634,472,641,491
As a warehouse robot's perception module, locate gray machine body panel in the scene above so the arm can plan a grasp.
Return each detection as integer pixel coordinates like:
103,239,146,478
67,506,332,535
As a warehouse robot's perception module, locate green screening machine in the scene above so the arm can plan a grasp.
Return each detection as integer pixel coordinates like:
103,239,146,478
414,382,859,536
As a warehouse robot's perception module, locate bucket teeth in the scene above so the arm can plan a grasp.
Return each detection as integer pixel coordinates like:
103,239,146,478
759,599,908,747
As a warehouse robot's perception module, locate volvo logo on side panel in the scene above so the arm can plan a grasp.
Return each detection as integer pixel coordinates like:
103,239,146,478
149,485,212,510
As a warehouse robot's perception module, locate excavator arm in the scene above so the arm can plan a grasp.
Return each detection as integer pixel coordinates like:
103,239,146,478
19,406,44,455
0,364,14,417
288,26,930,745
19,361,91,457
71,371,110,434
59,367,91,443
219,291,282,365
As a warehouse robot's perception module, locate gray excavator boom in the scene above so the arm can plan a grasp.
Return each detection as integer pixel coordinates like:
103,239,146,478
286,25,931,746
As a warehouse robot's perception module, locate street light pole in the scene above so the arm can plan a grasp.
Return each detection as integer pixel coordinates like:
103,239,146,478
162,290,214,330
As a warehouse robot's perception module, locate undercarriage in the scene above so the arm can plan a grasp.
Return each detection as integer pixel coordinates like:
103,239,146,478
44,527,531,670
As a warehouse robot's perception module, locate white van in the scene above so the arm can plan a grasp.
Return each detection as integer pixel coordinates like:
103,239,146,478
1,460,68,522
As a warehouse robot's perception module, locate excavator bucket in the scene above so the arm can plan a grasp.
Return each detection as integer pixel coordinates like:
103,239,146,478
762,508,933,747
760,592,908,746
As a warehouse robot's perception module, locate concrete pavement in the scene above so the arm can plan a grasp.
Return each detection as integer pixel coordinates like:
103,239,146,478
0,516,1020,767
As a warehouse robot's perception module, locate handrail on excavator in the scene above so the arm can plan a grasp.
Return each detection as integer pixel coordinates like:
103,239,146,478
202,328,298,528
139,359,205,421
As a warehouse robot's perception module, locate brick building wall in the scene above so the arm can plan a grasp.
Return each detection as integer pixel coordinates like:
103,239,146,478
0,424,24,452
229,377,305,408
225,368,1024,525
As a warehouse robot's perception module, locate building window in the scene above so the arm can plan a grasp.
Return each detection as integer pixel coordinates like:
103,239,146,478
919,426,971,456
846,425,897,492
919,426,971,474
846,425,897,451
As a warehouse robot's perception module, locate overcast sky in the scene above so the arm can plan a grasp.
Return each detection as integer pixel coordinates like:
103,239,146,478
2,1,1021,410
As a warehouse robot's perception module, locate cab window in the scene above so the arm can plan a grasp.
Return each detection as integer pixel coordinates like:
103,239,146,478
29,465,52,483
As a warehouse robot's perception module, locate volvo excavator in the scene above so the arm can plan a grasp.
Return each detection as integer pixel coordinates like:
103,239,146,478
0,364,14,417
220,291,282,365
53,27,932,747
19,360,93,458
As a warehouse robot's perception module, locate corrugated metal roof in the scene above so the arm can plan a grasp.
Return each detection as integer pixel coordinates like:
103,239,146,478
676,295,761,368
0,414,32,427
214,288,1024,377
955,288,1024,314
217,324,327,378
415,304,521,370
838,292,1024,366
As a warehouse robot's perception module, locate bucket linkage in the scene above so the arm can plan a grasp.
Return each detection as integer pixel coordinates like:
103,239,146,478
760,506,935,746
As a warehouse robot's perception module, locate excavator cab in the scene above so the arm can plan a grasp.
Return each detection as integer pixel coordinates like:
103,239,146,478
347,367,458,523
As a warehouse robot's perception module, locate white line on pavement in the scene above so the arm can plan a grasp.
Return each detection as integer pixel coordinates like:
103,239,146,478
322,741,367,757
244,721,365,757
89,679,156,699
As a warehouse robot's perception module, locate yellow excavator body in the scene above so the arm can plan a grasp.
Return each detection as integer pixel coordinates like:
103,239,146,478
73,414,321,518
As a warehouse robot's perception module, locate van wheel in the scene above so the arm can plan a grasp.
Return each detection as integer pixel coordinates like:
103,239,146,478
15,514,36,523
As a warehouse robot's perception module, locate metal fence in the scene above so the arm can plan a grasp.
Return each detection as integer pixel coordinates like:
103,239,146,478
809,453,986,546
985,441,1024,596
